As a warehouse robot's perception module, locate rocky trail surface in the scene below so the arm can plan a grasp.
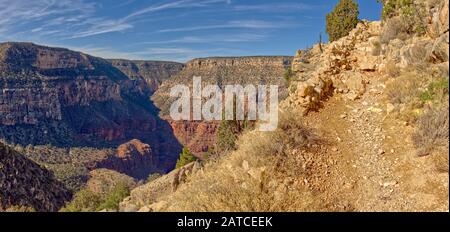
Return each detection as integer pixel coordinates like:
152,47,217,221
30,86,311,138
304,74,448,212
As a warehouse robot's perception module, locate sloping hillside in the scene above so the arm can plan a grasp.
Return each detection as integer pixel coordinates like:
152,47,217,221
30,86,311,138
0,142,71,212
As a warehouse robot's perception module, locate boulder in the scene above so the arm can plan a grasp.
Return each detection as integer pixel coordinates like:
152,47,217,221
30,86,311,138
427,33,449,63
343,72,366,97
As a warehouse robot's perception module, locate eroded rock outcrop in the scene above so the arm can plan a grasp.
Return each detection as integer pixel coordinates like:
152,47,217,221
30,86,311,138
97,139,158,179
119,161,202,212
285,0,449,114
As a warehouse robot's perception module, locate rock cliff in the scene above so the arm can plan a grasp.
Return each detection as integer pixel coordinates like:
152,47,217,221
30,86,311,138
109,59,184,93
0,42,182,175
152,56,293,154
97,139,158,179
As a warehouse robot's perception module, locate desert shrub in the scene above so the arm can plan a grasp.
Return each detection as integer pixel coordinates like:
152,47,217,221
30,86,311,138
371,40,382,56
176,148,197,169
60,189,102,212
420,77,449,103
3,205,36,212
284,67,294,83
386,71,424,105
380,17,410,43
379,0,427,43
326,0,359,42
385,61,401,77
147,173,162,183
158,111,325,212
216,120,239,153
239,111,319,158
97,182,130,211
385,70,433,123
61,181,132,212
412,106,449,157
430,149,449,173
86,169,136,196
380,0,413,19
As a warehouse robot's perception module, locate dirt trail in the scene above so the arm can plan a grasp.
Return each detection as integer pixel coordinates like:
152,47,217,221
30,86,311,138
304,73,448,212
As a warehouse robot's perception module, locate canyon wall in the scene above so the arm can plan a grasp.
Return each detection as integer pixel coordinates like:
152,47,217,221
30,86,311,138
0,43,293,175
152,56,293,155
109,59,184,93
0,42,182,175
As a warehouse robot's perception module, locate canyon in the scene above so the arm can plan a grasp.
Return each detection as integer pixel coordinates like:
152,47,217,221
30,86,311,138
0,42,292,210
1,0,448,213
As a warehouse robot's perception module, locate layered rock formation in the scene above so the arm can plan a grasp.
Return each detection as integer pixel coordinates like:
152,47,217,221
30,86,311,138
0,42,182,175
152,56,293,154
97,139,158,179
109,59,184,93
0,142,72,212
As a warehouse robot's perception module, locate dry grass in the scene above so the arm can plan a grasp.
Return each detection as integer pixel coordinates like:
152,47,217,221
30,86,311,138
380,17,410,44
156,111,326,212
430,149,449,173
412,105,449,158
371,40,382,56
385,61,401,78
386,71,424,105
385,70,426,122
86,169,136,196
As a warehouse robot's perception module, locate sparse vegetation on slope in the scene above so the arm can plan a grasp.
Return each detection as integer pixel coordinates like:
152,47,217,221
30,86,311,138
0,143,72,212
153,111,325,212
176,148,197,169
61,169,135,212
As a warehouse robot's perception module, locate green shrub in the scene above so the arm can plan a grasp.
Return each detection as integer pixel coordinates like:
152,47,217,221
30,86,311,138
326,0,359,42
380,0,414,20
61,181,131,212
216,120,239,153
176,148,197,169
420,77,449,103
379,0,426,43
60,189,102,212
97,182,130,211
284,67,294,83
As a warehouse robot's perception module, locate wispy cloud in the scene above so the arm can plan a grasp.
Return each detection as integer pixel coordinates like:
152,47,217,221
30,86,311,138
158,20,286,33
139,33,267,45
0,0,98,38
234,3,314,12
0,0,231,40
68,20,133,39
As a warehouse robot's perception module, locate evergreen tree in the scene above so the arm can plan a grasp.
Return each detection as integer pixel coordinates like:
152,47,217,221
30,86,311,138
176,147,196,169
217,119,239,153
326,0,359,42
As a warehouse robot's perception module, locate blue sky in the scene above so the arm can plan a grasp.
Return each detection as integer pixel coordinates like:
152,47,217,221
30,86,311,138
0,0,382,62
